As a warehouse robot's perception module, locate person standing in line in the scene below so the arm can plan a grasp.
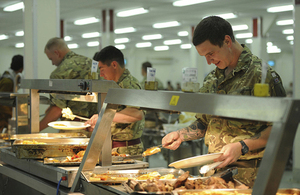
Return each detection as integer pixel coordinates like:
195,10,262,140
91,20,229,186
40,37,98,132
0,55,24,132
162,16,286,187
85,45,145,156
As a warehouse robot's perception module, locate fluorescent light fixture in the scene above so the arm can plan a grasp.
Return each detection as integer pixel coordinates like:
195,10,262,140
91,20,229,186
290,41,294,45
68,44,79,49
164,39,182,45
136,42,152,48
276,19,293,26
142,34,162,40
15,31,24,36
232,25,248,31
203,13,237,20
173,0,214,7
267,5,293,13
286,36,294,41
74,17,100,25
0,34,8,40
15,43,24,48
178,31,189,36
114,27,136,34
64,36,72,41
153,21,180,29
267,46,281,54
267,42,273,47
235,33,252,39
180,44,192,49
87,41,99,47
245,39,253,44
82,32,101,38
154,46,169,51
114,38,129,44
3,2,24,12
115,44,126,50
282,29,294,34
117,8,148,17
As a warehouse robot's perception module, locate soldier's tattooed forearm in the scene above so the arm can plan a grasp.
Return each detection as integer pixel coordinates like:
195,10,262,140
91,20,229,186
178,121,206,141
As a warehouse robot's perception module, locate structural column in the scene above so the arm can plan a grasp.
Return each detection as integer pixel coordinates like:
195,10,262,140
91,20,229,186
23,0,60,79
100,9,115,49
293,0,300,183
251,17,268,61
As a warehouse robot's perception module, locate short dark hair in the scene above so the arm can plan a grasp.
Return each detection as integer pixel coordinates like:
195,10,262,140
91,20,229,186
192,16,235,47
10,55,24,71
142,61,152,72
94,46,125,68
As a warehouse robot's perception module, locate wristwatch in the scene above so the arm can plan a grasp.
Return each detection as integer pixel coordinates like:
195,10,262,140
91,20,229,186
239,140,249,155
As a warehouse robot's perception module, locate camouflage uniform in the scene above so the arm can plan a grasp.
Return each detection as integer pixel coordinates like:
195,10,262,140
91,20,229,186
141,76,164,90
196,45,286,187
111,69,145,156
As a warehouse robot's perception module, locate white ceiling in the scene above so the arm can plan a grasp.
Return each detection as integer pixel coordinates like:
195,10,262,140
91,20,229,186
0,0,294,53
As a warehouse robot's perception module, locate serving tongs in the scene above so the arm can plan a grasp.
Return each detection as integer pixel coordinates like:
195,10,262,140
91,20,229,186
62,107,89,121
122,144,166,160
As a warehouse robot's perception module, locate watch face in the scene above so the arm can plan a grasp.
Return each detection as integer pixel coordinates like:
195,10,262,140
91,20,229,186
242,145,249,155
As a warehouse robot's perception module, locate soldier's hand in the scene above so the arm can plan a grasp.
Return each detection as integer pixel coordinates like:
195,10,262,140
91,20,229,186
162,131,182,150
213,142,241,168
84,114,98,132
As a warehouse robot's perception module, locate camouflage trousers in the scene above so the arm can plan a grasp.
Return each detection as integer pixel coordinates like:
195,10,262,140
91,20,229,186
112,142,144,160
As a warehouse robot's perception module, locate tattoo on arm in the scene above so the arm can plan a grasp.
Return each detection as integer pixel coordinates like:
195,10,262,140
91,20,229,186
179,121,206,141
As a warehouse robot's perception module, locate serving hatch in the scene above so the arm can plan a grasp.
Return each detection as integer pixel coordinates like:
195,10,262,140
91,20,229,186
12,138,89,159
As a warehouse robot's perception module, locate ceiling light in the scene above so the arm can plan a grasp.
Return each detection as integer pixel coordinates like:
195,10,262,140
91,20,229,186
282,29,294,34
0,34,8,40
286,36,294,41
68,44,79,49
290,41,294,45
82,32,101,38
267,46,281,54
153,21,180,29
180,44,192,49
117,8,148,17
114,38,129,44
267,42,273,47
245,39,253,44
154,46,169,51
15,43,24,48
173,0,214,7
178,31,189,36
64,36,72,41
164,39,182,45
3,2,24,12
87,41,99,47
267,5,293,13
15,31,24,36
74,17,100,25
232,25,248,31
203,13,237,20
276,19,293,26
235,33,252,39
114,27,136,34
115,44,126,50
136,42,152,48
142,34,162,40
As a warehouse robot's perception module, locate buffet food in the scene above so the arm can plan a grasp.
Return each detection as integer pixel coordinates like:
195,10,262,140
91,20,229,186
62,107,75,120
143,146,161,156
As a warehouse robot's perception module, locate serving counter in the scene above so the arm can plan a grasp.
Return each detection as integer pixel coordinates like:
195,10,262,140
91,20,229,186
0,83,298,194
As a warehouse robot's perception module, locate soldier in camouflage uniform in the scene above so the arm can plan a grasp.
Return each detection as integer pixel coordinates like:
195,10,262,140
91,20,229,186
85,46,145,156
40,37,99,132
162,16,286,188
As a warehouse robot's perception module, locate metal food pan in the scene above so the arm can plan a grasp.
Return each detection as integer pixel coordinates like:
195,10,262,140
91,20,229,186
7,132,87,142
82,168,185,183
172,188,300,195
13,138,89,159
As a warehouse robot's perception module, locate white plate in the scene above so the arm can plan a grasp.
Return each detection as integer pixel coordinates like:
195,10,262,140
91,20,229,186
168,153,223,169
48,121,90,130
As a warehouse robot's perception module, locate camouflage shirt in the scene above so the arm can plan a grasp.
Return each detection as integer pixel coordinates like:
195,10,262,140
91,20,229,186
50,51,98,118
196,44,286,160
111,69,145,141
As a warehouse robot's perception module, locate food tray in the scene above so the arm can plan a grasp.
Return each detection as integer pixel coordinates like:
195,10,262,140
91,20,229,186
172,188,300,195
43,156,135,166
5,133,87,143
12,138,89,159
82,168,185,183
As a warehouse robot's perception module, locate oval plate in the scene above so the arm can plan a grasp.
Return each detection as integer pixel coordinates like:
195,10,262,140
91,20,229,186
48,121,90,130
